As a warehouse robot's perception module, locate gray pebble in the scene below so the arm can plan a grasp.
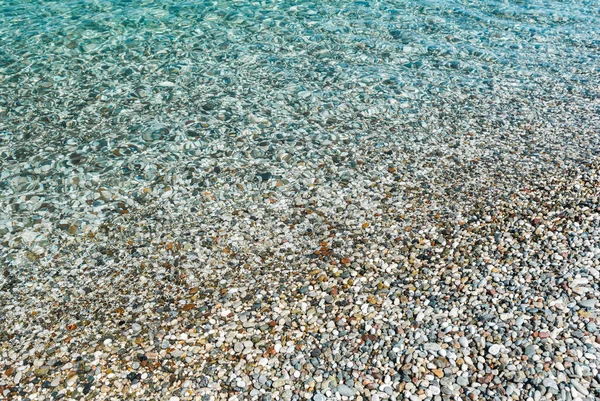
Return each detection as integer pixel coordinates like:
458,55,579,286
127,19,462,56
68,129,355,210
543,378,559,391
337,384,355,397
456,377,469,387
571,379,589,396
579,299,597,308
488,344,501,356
524,345,536,357
313,393,326,401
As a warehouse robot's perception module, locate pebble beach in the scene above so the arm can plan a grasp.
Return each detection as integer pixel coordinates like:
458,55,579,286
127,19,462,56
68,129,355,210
1,0,600,400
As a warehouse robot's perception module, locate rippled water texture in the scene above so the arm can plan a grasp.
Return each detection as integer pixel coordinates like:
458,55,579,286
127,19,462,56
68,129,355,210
1,0,599,256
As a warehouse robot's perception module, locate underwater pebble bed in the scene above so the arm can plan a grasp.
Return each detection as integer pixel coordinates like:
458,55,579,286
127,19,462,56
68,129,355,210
1,0,600,400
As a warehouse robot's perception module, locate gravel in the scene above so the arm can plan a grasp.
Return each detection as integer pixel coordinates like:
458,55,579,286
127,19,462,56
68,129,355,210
1,0,600,400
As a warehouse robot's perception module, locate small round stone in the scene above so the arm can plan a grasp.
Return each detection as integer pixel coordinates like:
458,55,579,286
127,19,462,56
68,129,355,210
488,344,501,356
313,393,326,401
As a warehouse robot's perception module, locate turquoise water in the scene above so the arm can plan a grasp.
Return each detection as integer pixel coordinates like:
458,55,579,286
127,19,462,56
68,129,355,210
1,0,599,248
3,3,600,399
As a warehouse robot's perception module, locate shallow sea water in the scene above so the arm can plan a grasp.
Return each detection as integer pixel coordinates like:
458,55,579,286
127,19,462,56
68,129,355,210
0,0,599,259
2,2,600,400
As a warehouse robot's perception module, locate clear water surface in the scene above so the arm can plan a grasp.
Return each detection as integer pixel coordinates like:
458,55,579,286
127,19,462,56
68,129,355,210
1,0,599,255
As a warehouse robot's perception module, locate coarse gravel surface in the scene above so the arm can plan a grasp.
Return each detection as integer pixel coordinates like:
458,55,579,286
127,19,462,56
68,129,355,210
1,0,600,400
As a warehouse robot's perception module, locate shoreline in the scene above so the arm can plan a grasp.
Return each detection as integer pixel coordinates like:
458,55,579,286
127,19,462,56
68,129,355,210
1,2,600,399
2,159,599,400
